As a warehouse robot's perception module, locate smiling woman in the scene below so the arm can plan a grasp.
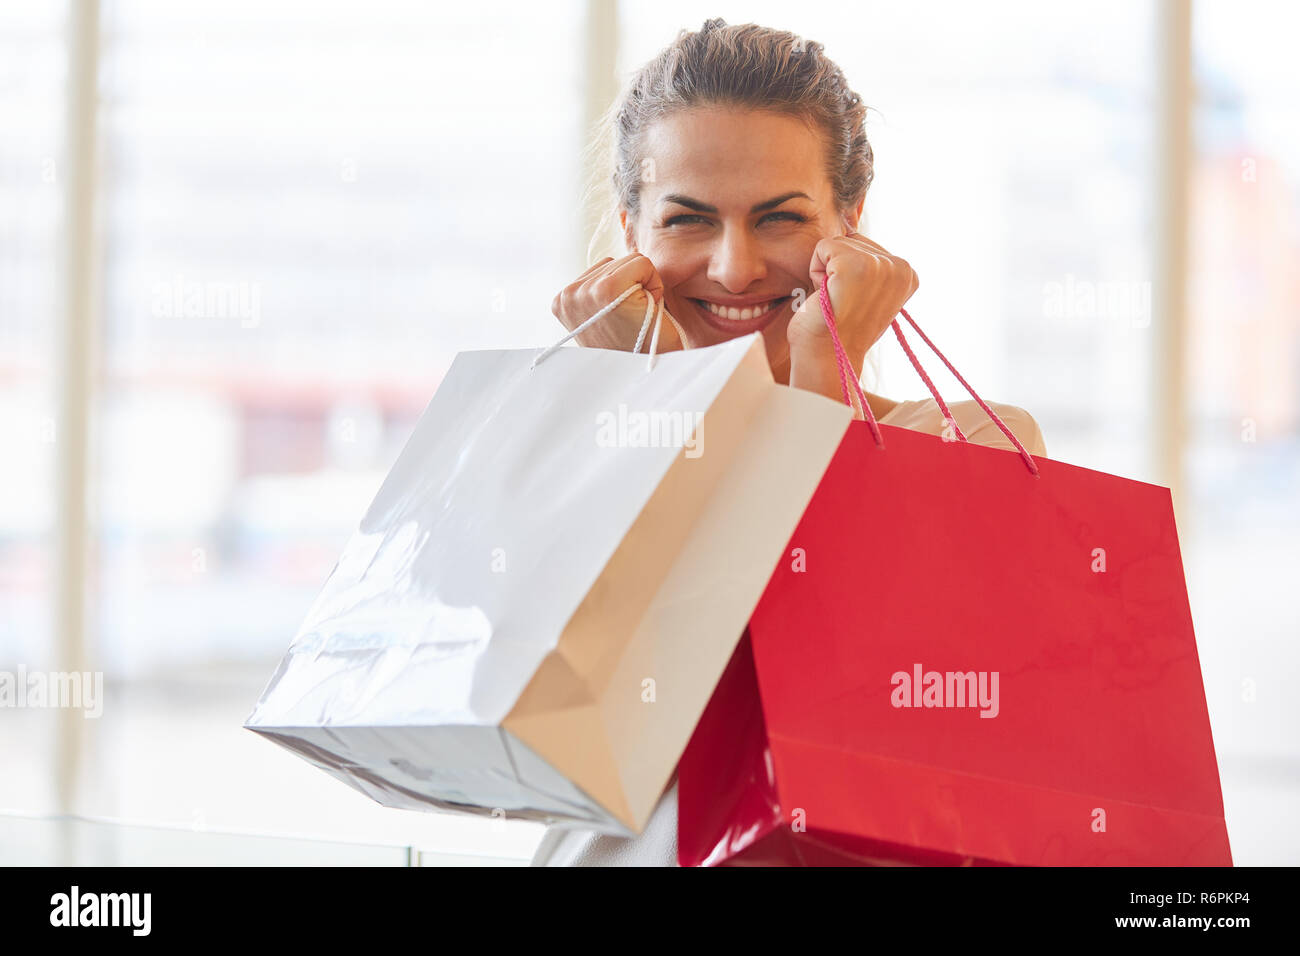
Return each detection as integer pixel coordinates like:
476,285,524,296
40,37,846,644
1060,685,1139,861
536,17,1046,866
551,18,921,422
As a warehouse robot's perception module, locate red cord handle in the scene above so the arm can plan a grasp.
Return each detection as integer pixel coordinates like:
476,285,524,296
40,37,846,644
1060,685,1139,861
816,274,1040,477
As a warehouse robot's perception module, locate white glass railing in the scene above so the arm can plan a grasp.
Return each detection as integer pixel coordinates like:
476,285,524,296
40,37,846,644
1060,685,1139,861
0,812,530,866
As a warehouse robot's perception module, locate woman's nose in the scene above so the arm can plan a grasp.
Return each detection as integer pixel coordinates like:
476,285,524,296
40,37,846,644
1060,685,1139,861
706,226,767,292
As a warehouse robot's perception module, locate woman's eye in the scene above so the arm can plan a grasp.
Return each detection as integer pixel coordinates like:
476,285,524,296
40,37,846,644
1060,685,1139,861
662,212,806,227
664,214,710,226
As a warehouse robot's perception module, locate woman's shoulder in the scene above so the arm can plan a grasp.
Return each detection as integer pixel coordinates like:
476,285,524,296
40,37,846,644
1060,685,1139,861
881,398,1047,457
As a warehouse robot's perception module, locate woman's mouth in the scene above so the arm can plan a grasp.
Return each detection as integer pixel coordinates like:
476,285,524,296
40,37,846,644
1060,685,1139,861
687,295,793,335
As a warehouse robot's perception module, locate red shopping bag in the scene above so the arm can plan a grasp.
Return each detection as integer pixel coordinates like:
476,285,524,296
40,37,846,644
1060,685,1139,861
677,279,1232,866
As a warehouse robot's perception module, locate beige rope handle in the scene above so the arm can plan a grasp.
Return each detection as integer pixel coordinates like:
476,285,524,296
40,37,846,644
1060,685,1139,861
531,284,668,371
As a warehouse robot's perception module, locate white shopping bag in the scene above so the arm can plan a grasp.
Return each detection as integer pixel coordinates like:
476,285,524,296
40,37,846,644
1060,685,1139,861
245,303,851,835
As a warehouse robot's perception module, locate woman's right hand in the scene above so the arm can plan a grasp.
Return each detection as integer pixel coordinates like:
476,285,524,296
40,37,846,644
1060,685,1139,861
551,254,684,353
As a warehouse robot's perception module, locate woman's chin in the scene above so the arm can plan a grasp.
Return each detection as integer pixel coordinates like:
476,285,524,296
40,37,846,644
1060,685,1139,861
673,312,792,382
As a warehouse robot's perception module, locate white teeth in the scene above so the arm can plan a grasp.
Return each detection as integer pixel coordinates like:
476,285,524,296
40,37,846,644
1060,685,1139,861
701,299,777,321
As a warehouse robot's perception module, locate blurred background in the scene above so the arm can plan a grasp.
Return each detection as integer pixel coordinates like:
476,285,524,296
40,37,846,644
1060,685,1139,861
1,0,1296,865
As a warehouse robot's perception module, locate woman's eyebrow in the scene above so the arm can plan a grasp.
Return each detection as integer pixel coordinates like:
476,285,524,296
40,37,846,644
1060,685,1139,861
750,191,812,212
661,191,812,214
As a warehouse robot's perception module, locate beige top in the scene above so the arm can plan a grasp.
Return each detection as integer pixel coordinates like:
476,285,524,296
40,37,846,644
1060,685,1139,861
529,397,1047,866
877,397,1047,458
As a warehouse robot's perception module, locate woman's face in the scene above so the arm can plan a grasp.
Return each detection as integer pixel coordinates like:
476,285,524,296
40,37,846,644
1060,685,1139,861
622,106,861,380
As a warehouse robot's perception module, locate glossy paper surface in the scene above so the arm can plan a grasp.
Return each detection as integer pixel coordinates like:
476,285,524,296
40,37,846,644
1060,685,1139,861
678,419,1232,866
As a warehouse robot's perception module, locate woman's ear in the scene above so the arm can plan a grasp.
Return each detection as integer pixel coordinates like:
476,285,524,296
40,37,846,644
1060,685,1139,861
842,197,865,234
619,208,638,252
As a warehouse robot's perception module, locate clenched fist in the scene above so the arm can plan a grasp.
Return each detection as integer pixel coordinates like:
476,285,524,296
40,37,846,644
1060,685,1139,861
788,233,919,369
551,254,684,353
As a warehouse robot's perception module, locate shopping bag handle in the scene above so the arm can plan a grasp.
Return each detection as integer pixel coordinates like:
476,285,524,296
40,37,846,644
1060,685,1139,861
531,284,670,371
817,274,1040,477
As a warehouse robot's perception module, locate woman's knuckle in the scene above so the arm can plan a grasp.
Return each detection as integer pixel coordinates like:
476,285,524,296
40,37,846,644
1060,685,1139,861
842,253,869,274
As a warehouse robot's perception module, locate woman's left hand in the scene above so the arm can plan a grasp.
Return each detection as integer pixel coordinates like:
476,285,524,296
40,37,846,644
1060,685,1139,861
787,232,919,369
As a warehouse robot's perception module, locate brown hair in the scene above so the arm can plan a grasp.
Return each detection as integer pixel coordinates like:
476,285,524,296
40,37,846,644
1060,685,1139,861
585,18,876,257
